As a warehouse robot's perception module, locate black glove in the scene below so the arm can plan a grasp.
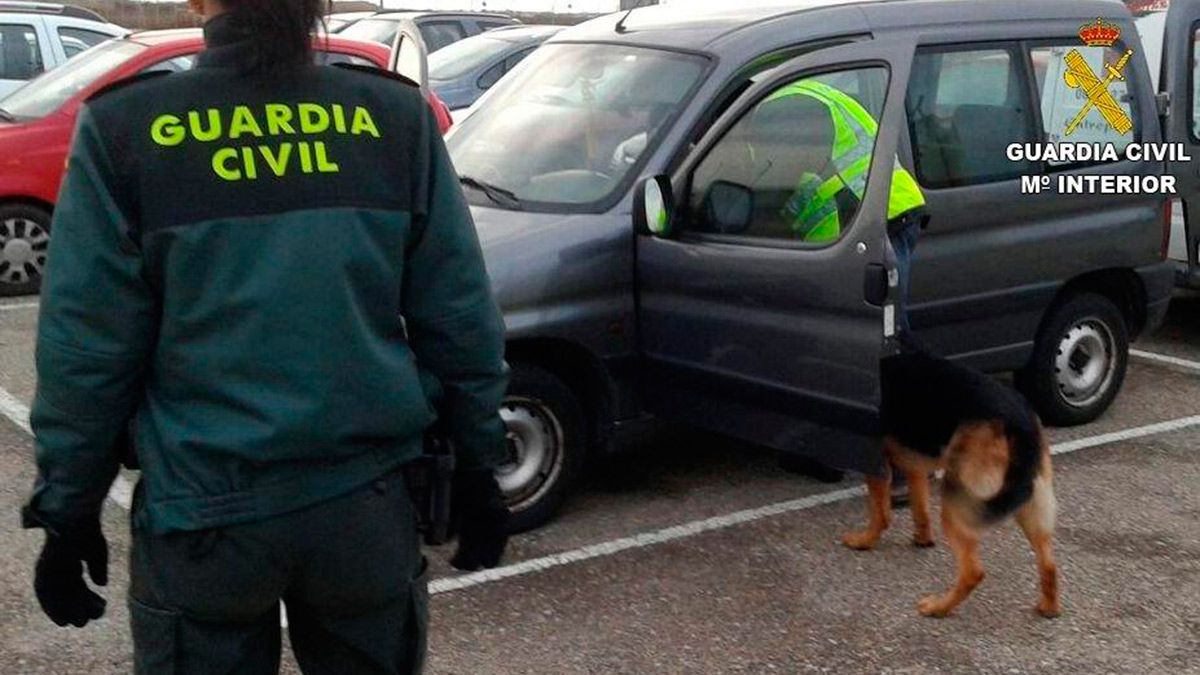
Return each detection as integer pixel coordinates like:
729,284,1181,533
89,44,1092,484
450,470,509,571
33,519,108,627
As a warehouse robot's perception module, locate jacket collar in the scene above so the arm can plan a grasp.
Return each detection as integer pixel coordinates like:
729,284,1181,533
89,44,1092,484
196,13,258,69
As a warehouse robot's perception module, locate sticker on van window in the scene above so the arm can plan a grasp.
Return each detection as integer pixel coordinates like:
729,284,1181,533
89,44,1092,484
1009,19,1190,196
1058,19,1134,139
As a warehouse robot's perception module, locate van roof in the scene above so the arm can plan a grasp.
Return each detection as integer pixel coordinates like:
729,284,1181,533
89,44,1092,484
558,0,1129,53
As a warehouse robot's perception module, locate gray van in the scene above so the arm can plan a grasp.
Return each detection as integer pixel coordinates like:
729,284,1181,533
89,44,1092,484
443,0,1192,531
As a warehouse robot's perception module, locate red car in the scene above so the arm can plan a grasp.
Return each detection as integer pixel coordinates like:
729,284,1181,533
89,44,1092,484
0,29,452,296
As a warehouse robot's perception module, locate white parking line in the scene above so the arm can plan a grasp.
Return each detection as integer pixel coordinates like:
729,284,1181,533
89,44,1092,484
430,414,1200,595
2,386,1199,596
0,386,31,435
430,485,864,595
1131,349,1200,375
0,301,39,313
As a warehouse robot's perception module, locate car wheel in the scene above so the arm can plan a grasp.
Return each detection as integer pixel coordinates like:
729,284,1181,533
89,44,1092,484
1018,293,1129,427
497,363,586,533
0,204,52,297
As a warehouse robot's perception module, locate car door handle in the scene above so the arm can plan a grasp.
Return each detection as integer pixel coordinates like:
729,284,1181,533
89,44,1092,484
863,263,888,307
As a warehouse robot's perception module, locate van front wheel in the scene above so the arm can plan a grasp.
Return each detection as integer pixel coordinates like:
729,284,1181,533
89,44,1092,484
496,363,586,533
1018,293,1129,427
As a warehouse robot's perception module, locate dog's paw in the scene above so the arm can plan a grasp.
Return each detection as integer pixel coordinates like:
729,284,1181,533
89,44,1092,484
1035,601,1061,618
917,595,952,618
841,531,878,551
912,534,935,548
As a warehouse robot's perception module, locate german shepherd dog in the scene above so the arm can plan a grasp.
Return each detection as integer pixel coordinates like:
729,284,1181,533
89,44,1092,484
842,351,1061,618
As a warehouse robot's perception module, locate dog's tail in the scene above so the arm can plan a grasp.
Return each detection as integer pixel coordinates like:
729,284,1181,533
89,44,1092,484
945,417,1044,524
981,417,1044,524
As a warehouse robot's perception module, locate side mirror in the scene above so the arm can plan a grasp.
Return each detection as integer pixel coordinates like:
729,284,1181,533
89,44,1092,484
703,180,753,235
634,175,674,237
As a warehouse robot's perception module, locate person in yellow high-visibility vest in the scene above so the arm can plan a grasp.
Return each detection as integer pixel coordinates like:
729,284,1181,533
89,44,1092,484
752,78,927,337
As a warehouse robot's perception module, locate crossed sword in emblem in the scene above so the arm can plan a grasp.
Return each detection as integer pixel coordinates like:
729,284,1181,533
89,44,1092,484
1063,48,1135,136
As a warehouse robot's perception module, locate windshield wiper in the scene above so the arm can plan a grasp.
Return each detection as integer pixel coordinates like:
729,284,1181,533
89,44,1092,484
459,175,522,209
0,108,16,123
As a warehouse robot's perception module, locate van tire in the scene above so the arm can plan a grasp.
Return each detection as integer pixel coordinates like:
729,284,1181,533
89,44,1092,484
1018,293,1128,427
0,204,52,297
497,362,586,533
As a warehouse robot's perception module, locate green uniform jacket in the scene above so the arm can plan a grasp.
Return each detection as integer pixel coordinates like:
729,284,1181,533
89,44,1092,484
24,24,509,535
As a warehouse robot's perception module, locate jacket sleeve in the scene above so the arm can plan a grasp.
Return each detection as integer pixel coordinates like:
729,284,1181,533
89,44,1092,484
22,107,158,532
403,106,509,472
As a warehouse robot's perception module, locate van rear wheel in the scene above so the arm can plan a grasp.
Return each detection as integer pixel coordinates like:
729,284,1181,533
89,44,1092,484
1018,293,1128,426
497,363,585,533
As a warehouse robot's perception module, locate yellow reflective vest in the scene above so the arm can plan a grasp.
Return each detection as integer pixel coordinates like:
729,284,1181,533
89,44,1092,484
768,79,926,242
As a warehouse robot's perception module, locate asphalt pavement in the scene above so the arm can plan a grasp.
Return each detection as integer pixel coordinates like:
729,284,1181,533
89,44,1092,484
1,291,1198,674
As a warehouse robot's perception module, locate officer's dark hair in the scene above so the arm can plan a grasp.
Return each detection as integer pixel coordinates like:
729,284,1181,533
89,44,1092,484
220,0,329,73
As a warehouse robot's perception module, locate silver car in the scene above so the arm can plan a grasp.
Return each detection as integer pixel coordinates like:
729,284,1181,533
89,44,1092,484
0,2,123,98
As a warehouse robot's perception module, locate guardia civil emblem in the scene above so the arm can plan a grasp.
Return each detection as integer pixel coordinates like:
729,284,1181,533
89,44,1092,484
1063,18,1134,136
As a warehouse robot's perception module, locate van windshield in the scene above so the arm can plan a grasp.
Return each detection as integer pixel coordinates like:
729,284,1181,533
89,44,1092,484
446,43,706,212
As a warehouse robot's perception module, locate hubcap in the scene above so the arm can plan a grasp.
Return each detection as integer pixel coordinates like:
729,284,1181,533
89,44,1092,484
497,397,564,512
1054,319,1117,408
0,217,50,287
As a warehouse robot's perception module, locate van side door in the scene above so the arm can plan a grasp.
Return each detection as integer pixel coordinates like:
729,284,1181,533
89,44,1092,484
635,38,915,474
1164,0,1200,288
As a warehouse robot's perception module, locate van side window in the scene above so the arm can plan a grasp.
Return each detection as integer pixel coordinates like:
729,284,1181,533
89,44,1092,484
906,47,1038,188
1030,43,1139,164
686,67,888,244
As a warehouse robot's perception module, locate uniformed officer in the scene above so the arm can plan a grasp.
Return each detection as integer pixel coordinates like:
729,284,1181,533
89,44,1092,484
21,0,510,671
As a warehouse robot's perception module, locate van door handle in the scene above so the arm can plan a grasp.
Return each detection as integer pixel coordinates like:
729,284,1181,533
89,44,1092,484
863,264,888,307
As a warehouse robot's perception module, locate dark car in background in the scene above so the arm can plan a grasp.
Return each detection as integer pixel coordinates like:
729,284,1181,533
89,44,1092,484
430,24,561,113
338,10,519,53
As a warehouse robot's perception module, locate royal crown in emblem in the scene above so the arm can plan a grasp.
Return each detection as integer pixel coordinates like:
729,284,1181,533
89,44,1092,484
1078,18,1121,47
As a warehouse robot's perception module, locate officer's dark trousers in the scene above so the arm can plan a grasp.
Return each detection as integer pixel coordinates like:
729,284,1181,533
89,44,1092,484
128,471,428,675
888,217,921,336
